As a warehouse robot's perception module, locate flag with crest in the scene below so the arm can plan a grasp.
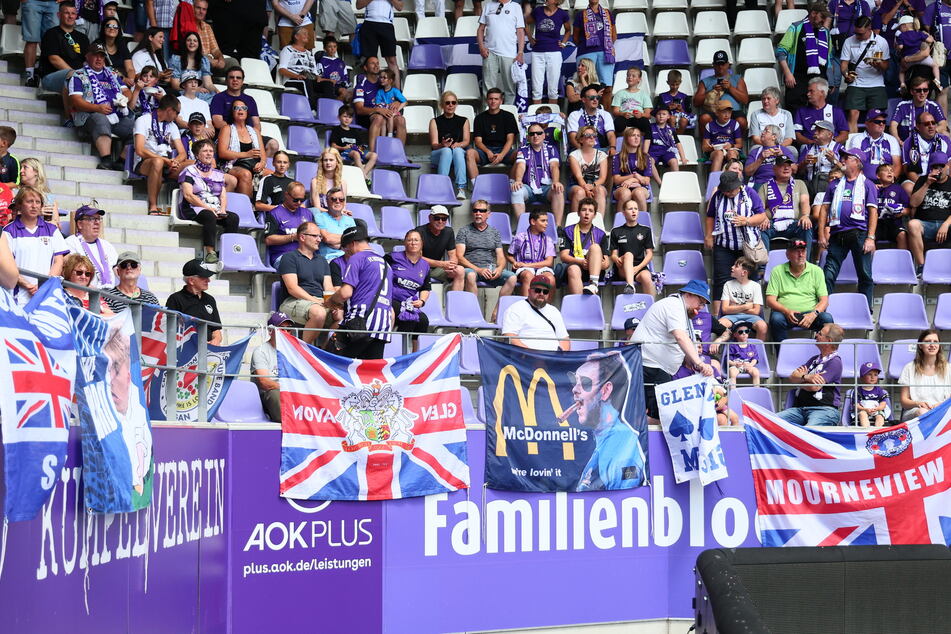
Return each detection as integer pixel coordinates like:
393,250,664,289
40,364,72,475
743,400,951,547
277,331,469,501
0,280,76,521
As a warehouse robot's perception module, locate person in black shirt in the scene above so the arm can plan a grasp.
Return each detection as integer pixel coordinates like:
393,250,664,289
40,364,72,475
255,150,295,213
94,15,134,85
165,258,222,344
415,205,462,286
465,88,519,181
908,152,951,277
609,200,655,295
39,2,89,92
329,105,377,180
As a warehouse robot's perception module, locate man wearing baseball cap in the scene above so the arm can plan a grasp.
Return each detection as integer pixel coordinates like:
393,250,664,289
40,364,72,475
103,250,159,312
501,274,569,351
416,205,461,286
798,119,843,196
908,150,951,279
851,360,890,427
64,204,118,288
845,107,901,180
251,312,295,422
693,49,748,134
630,279,714,424
818,147,878,307
765,238,833,342
166,258,222,344
839,17,889,134
758,154,813,254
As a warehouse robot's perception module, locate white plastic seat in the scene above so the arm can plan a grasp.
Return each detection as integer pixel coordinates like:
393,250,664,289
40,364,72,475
695,39,732,66
394,17,412,45
444,73,482,103
737,38,778,69
611,0,649,12
414,16,450,40
403,105,436,135
244,88,289,122
259,122,292,154
651,0,688,13
0,24,25,56
734,10,771,38
774,9,808,37
403,73,441,106
653,68,693,96
658,171,702,205
744,68,780,95
342,165,382,200
454,16,481,39
688,0,726,14
652,12,690,38
613,69,652,96
455,104,476,126
692,11,729,40
678,135,699,165
241,57,280,90
615,12,650,38
499,104,519,118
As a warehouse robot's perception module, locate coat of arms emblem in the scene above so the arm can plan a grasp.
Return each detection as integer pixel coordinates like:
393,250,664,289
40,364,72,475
337,380,417,452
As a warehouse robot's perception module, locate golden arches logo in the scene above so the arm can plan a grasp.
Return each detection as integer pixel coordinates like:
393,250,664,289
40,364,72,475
493,365,575,461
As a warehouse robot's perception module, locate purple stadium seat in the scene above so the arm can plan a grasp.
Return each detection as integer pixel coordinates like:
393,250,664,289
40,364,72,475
60,219,70,235
227,192,265,230
922,250,951,285
728,386,775,417
775,338,819,377
138,275,150,291
416,174,463,207
420,292,450,327
458,387,477,423
571,340,600,351
375,136,421,169
383,335,407,358
270,280,281,311
871,249,917,285
408,44,446,72
495,295,526,328
662,250,707,286
763,250,787,282
660,211,704,245
837,338,882,379
514,212,558,243
887,339,918,379
418,208,452,226
935,293,951,330
654,40,691,66
417,333,439,352
315,98,346,126
561,295,605,330
487,212,513,244
610,293,654,330
705,171,721,200
367,242,385,256
476,385,486,424
878,293,929,331
295,161,318,191
346,202,384,238
371,168,419,203
460,336,481,374
380,205,417,239
471,174,512,206
721,339,772,379
123,144,144,181
445,290,496,328
280,93,318,125
287,125,323,158
211,380,270,423
827,292,874,331
819,250,858,285
219,233,276,273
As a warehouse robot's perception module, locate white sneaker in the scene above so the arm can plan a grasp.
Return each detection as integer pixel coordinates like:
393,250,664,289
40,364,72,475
623,284,636,294
456,188,466,200
583,283,599,295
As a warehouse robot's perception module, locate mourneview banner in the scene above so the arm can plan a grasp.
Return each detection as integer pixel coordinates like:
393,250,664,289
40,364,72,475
277,332,469,501
478,339,648,492
657,375,728,486
744,401,951,546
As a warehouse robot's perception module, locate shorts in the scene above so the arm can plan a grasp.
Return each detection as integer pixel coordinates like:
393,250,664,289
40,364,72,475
843,85,888,111
511,183,550,205
319,0,357,36
915,218,943,241
514,266,554,277
876,219,906,244
82,112,134,144
360,20,397,59
642,365,672,420
429,267,448,282
721,313,765,325
341,145,372,164
279,296,324,325
464,267,514,287
555,261,592,284
649,147,678,164
475,145,517,166
22,0,59,42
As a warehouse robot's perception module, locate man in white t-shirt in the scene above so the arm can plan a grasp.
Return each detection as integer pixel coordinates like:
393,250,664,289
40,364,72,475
134,94,188,215
839,16,889,133
501,275,569,351
717,256,767,339
477,0,526,105
630,279,714,423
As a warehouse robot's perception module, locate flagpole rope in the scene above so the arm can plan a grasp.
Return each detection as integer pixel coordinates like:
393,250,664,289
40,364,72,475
0,518,7,581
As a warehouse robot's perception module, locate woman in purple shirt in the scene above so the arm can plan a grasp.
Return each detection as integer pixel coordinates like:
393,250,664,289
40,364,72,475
384,230,432,352
178,139,240,264
527,0,570,104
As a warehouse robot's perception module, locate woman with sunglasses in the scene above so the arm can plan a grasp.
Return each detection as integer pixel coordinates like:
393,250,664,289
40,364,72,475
429,91,471,200
889,76,949,142
217,99,270,197
384,230,432,352
62,253,114,315
93,16,134,86
310,148,345,213
179,139,240,264
899,330,951,421
64,205,118,289
567,125,609,215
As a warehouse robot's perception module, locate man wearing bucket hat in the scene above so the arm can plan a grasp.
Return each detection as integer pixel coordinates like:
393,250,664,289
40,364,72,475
630,279,715,424
251,312,295,422
818,146,878,308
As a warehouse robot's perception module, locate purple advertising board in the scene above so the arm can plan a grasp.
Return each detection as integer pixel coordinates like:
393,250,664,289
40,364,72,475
0,425,229,633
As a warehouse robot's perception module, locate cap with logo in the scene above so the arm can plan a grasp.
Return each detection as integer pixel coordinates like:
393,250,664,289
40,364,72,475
860,361,882,375
75,204,105,219
812,119,834,132
181,70,202,85
786,239,808,250
712,50,729,64
188,111,206,125
340,225,369,247
840,147,867,164
268,312,293,327
87,42,107,56
183,258,215,278
866,108,887,121
529,274,552,290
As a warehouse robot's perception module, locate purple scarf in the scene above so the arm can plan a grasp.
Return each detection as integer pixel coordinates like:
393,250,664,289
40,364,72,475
802,20,829,74
582,5,615,63
765,178,796,230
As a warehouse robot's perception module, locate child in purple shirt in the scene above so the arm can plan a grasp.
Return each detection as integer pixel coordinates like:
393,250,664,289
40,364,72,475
702,101,743,172
850,361,890,427
654,69,693,134
896,17,939,90
725,322,760,387
875,163,910,249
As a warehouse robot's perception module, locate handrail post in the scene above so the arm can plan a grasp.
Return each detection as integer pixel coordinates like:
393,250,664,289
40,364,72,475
165,312,178,422
197,322,209,422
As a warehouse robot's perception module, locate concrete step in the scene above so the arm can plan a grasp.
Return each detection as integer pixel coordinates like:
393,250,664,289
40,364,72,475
49,179,136,198
43,164,125,185
0,71,22,86
20,122,83,142
124,227,180,247
0,60,9,73
32,136,88,155
0,83,41,100
45,151,103,170
107,212,170,232
140,244,195,263
0,109,62,126
0,96,49,114
217,296,248,314
58,194,148,215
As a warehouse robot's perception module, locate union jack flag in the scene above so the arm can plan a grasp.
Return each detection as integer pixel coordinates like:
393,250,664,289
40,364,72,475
139,305,198,391
277,331,470,501
7,337,73,432
743,400,951,547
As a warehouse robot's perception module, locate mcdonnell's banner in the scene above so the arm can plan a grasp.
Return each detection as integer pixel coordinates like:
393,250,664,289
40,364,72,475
478,339,648,492
70,308,153,514
277,331,469,501
657,375,728,486
744,400,951,546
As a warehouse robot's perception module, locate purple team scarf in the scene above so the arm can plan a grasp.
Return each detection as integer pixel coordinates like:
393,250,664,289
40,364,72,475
80,238,112,286
802,20,829,74
582,5,616,63
523,143,555,190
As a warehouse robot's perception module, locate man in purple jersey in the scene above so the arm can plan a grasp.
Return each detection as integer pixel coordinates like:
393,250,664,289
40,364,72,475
328,225,394,359
793,77,849,145
264,182,314,267
889,76,949,142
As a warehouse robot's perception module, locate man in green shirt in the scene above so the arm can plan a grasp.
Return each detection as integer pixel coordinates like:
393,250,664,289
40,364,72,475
765,238,833,342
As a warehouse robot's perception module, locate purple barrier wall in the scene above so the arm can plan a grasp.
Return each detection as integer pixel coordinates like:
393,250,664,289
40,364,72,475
0,426,229,632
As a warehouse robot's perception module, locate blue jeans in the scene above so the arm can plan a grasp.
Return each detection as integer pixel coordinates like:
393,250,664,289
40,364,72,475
21,0,59,42
779,406,840,427
577,51,615,86
824,229,873,307
431,146,467,188
762,223,813,259
41,68,72,92
768,309,833,342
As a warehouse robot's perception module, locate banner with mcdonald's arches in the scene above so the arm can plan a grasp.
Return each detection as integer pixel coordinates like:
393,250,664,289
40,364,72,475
478,339,649,492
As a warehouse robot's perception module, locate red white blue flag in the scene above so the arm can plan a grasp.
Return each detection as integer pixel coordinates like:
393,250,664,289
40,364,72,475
743,400,951,547
277,331,469,501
